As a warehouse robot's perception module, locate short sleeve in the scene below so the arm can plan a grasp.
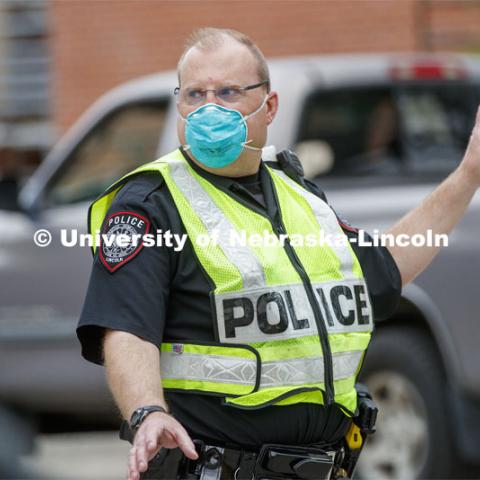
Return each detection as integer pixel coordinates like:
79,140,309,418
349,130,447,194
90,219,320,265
77,173,170,365
345,229,402,321
303,179,402,321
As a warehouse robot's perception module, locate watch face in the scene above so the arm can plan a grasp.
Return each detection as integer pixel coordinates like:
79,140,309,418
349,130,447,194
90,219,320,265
131,409,143,428
130,406,165,430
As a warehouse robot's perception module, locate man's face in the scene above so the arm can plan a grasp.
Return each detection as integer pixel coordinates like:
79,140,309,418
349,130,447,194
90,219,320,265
176,38,278,175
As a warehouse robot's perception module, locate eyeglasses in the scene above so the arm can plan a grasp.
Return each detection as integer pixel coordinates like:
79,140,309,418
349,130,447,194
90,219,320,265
174,81,269,106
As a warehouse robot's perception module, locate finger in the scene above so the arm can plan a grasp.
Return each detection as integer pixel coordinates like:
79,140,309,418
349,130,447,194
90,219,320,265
164,429,176,444
172,427,198,460
128,446,140,480
159,428,179,449
146,433,158,452
134,434,150,473
144,427,161,460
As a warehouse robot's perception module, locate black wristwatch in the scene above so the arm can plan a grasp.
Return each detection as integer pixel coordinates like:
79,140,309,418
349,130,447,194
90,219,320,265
129,405,169,432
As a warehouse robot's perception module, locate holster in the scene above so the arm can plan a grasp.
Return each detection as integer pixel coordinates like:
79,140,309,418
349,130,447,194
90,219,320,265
339,383,379,478
354,382,378,434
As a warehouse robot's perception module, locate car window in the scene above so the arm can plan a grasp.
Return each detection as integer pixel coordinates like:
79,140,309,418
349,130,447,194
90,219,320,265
296,83,478,179
295,87,401,178
397,84,476,172
46,100,168,206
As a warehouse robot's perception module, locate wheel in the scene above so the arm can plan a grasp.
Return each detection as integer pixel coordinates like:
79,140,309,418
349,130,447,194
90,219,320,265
356,325,455,479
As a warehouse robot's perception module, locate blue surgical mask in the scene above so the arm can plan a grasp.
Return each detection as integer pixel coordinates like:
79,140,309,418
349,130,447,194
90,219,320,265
180,96,268,169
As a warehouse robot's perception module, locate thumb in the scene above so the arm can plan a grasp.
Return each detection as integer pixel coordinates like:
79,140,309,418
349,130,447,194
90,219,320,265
173,429,198,460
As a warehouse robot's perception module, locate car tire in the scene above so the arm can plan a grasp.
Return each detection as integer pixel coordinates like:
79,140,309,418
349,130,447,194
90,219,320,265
356,324,456,479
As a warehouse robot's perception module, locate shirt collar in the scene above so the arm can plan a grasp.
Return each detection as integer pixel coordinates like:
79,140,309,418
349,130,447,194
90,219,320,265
179,146,263,191
178,146,278,217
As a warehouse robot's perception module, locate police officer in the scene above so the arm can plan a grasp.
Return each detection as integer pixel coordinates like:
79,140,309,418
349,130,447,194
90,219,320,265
77,28,480,480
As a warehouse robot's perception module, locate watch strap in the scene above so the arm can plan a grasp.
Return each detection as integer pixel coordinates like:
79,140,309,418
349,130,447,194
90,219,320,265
130,405,169,431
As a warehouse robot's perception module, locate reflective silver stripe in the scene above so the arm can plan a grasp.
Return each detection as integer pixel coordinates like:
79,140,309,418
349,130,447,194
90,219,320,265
161,351,257,386
272,170,356,280
168,161,266,290
262,350,364,387
161,350,364,388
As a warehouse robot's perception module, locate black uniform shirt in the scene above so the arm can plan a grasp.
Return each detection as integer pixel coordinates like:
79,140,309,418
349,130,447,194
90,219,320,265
77,149,402,449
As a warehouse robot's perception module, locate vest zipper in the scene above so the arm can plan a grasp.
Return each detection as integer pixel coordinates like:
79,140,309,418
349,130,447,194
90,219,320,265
272,219,335,406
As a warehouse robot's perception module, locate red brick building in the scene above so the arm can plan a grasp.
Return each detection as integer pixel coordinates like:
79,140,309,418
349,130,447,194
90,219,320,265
49,0,480,134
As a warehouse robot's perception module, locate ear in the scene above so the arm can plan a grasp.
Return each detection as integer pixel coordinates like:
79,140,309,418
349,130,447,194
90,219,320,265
265,91,279,125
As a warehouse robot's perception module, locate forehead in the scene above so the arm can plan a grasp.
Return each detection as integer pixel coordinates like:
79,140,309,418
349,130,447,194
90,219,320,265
179,39,259,87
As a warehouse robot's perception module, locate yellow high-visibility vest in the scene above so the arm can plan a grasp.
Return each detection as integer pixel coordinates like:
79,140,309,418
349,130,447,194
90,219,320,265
89,149,373,416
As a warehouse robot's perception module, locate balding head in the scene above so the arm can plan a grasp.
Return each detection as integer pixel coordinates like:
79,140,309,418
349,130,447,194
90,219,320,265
175,28,278,178
177,28,270,90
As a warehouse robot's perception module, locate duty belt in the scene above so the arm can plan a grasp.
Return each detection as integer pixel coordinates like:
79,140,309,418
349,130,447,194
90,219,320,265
177,440,343,480
127,383,378,479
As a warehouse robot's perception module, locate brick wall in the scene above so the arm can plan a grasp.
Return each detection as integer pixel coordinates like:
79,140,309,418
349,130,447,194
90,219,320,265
49,0,420,133
49,0,480,135
422,1,480,51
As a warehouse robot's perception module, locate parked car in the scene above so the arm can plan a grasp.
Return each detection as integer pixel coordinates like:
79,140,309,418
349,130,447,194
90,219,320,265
1,53,480,479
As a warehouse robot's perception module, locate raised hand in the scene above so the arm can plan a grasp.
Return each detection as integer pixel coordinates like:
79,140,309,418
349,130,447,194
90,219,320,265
460,105,480,185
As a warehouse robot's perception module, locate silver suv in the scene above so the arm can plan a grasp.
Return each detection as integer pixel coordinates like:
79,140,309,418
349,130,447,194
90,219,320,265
1,53,479,479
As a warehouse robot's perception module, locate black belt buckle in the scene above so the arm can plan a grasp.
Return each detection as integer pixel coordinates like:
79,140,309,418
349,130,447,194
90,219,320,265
253,444,334,480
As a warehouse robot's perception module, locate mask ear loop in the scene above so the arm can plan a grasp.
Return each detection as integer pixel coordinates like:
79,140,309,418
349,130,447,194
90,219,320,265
243,94,269,122
177,108,191,151
242,140,262,152
242,94,269,151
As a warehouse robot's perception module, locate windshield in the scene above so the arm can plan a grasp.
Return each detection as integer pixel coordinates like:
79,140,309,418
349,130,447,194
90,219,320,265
46,101,168,206
397,84,477,172
296,82,479,179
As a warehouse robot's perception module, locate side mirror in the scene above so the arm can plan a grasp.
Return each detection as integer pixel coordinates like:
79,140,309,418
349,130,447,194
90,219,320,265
294,140,335,180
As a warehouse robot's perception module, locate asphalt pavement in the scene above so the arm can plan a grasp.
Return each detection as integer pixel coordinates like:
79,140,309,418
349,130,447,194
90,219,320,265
20,431,129,480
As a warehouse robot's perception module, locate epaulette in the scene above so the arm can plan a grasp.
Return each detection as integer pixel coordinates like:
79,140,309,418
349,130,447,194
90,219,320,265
276,149,306,187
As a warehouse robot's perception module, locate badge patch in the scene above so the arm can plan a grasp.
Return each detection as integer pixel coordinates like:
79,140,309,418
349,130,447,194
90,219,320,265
99,211,150,272
336,213,358,233
172,343,184,354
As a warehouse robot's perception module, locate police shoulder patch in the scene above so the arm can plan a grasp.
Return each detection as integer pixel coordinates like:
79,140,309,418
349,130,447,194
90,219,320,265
99,211,150,273
335,212,359,233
